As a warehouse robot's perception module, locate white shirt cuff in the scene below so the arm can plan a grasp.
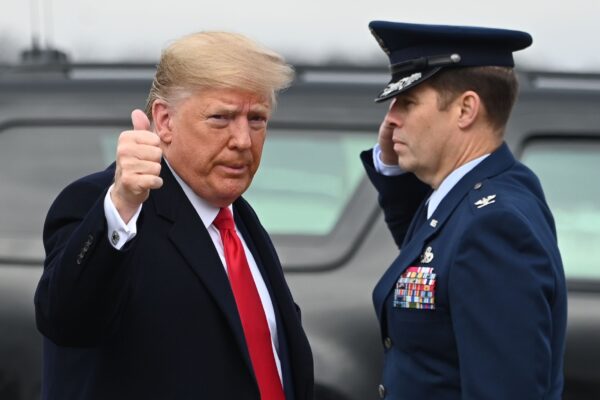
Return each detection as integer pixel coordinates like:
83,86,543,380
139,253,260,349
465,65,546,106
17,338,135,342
103,184,142,250
372,144,403,176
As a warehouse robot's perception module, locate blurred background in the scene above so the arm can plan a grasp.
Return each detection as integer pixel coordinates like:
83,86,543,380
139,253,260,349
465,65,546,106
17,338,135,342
2,2,600,400
2,0,600,70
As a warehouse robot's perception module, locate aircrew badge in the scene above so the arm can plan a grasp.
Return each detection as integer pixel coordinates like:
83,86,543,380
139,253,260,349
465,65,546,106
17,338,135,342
393,266,436,309
420,246,434,264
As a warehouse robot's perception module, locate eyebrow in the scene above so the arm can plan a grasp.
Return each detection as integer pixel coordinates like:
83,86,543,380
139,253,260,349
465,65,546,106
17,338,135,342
249,105,271,116
207,102,270,114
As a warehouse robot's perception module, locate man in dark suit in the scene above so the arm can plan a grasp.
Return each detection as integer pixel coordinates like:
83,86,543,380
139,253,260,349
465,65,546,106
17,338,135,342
361,21,567,399
35,31,313,400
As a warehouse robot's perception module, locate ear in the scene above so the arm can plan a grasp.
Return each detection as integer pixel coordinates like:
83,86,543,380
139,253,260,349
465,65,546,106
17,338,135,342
152,100,174,144
456,90,481,129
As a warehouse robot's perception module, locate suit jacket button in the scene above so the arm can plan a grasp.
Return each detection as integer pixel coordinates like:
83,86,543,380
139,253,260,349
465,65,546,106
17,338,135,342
378,384,386,398
384,337,392,350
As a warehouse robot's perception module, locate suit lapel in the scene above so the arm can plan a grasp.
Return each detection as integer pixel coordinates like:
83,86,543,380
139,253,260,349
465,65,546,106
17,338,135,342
150,161,253,375
373,143,516,321
232,197,295,321
234,197,311,400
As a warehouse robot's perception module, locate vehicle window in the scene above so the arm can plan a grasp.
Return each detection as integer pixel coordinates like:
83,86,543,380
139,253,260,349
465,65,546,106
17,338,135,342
242,129,374,235
0,124,374,261
0,125,119,259
521,138,600,280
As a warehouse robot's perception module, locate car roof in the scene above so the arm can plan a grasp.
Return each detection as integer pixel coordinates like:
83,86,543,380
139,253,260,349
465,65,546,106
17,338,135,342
2,62,600,148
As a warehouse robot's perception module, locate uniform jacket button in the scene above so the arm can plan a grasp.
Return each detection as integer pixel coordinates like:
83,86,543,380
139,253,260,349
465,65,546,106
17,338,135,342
378,384,386,398
384,337,393,350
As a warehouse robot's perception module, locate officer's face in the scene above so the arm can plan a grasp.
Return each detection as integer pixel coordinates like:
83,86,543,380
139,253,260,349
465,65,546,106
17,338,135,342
383,84,456,187
158,88,271,207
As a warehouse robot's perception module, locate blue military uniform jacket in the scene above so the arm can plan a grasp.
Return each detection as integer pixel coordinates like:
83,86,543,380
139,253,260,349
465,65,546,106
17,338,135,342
361,143,567,400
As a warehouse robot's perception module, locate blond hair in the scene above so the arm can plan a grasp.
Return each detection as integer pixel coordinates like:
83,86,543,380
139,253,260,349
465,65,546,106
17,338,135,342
145,31,294,119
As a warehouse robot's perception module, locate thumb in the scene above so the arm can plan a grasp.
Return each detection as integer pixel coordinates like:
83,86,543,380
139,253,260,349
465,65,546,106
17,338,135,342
131,109,151,131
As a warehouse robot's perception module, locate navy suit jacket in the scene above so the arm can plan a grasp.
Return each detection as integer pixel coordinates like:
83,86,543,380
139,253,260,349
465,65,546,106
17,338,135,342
34,160,314,400
361,143,567,400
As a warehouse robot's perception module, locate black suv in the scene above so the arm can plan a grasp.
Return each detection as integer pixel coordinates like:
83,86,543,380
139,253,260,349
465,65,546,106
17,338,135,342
1,60,599,399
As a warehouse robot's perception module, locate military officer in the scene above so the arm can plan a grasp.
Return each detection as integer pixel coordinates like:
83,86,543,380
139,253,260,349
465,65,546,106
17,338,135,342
360,21,567,399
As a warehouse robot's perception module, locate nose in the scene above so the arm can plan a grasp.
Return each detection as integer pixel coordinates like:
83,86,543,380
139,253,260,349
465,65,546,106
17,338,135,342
383,98,404,128
229,118,252,150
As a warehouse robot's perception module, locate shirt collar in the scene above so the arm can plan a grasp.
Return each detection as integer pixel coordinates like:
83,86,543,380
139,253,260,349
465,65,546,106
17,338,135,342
427,153,489,218
164,159,233,228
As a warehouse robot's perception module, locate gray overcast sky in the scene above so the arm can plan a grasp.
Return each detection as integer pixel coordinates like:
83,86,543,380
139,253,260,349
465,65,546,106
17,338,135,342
2,0,600,71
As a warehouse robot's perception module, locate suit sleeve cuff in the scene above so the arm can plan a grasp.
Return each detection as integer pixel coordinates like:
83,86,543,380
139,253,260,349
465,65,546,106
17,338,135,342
103,184,142,250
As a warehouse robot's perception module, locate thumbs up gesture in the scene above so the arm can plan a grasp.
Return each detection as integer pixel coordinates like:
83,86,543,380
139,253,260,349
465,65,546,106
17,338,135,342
111,110,164,223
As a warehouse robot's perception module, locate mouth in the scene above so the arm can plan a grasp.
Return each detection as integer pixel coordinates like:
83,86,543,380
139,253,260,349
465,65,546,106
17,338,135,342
392,139,407,153
218,163,249,176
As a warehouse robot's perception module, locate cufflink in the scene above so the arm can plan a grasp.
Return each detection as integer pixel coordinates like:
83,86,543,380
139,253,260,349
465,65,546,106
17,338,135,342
111,231,120,246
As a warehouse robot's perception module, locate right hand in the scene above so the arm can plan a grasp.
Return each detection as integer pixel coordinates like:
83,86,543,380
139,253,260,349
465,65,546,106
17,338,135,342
111,109,163,223
377,116,398,165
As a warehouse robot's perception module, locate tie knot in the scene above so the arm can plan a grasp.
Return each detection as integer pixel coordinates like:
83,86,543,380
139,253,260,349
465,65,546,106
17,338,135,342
213,207,235,231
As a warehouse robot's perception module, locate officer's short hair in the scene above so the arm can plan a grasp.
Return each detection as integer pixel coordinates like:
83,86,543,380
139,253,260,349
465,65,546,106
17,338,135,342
425,66,519,130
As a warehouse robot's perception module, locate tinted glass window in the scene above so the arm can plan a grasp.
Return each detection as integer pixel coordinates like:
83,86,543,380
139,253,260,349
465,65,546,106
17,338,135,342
0,125,373,260
233,129,373,235
521,139,600,280
0,125,119,238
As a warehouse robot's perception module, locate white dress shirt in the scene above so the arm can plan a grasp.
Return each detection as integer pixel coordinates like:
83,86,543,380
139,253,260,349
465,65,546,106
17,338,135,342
372,144,489,218
103,161,283,382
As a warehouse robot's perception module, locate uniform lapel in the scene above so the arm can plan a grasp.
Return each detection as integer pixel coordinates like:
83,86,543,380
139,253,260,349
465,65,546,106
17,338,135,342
373,202,438,321
428,142,515,229
150,160,253,375
373,143,516,321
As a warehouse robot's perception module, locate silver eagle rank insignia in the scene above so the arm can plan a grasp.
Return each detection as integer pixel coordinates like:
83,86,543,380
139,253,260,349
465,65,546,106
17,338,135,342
474,194,497,209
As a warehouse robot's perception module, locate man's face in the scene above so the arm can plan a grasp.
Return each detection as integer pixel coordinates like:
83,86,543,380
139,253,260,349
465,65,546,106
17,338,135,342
384,84,455,185
161,88,271,207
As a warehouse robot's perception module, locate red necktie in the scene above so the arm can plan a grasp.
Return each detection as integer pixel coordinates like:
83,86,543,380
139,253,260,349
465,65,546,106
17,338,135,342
213,207,285,400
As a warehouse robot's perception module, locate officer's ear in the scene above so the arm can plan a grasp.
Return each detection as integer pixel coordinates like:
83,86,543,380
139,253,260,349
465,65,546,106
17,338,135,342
152,100,174,144
456,90,481,129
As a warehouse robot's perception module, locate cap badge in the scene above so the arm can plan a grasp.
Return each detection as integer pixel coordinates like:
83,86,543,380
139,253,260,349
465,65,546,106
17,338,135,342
381,72,422,96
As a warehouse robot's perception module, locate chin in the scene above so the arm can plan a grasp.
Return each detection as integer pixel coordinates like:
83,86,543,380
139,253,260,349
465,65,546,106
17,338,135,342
396,160,409,171
216,186,250,206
